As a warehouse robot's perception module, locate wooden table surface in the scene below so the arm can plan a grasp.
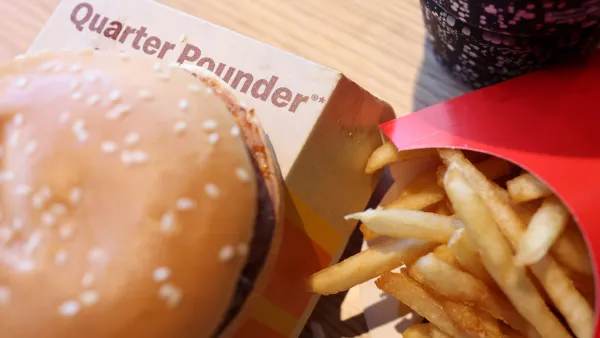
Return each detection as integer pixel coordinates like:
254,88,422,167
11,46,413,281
0,1,469,337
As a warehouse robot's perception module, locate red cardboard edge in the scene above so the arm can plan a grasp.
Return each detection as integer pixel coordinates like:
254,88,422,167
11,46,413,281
381,52,600,334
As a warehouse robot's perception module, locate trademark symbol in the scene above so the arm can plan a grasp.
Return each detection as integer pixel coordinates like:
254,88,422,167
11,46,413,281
311,94,326,103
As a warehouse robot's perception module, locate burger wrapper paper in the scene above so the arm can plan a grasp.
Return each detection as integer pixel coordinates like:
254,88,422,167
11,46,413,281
28,0,394,337
371,51,600,336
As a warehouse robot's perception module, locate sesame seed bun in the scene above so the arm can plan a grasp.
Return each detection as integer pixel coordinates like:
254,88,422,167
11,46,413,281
0,50,283,338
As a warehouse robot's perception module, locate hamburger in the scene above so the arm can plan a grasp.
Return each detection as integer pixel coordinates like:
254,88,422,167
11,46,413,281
0,50,283,337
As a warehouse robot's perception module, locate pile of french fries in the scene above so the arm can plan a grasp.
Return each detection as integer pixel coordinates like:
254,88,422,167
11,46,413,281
308,142,595,338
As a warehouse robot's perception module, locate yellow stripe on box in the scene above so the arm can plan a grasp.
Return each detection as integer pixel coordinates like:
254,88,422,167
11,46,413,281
249,295,298,336
286,189,342,255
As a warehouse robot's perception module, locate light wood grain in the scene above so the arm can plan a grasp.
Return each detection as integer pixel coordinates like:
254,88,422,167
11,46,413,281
0,0,469,337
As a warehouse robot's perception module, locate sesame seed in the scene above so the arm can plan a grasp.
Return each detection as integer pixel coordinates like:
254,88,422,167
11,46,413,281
40,62,54,71
168,63,181,69
204,183,221,198
179,99,189,111
86,94,100,106
53,64,64,72
188,84,202,92
85,73,98,82
218,245,235,262
16,259,35,272
58,224,75,240
106,104,131,120
202,120,218,131
101,141,118,153
39,186,52,199
72,119,89,143
131,150,149,163
23,231,43,256
121,150,148,165
12,218,23,230
9,130,20,148
153,267,172,282
25,141,38,155
179,33,187,43
72,92,83,101
208,133,219,144
69,188,82,204
54,249,68,266
119,52,130,61
15,77,28,88
156,72,171,81
237,243,249,256
0,228,13,244
235,168,250,182
124,132,140,146
50,203,67,216
32,194,44,209
138,89,153,100
173,121,187,134
158,283,183,308
80,291,99,306
0,171,14,183
59,111,71,124
120,151,133,166
81,272,95,287
15,184,31,196
41,212,56,227
0,286,11,306
160,212,175,233
13,113,24,126
88,247,107,264
69,64,82,72
176,198,196,211
230,125,240,136
108,89,121,101
58,300,80,317
153,62,162,71
205,87,213,95
69,79,80,91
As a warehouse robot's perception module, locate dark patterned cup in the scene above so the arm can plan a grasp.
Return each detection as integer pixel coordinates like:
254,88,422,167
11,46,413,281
422,0,600,88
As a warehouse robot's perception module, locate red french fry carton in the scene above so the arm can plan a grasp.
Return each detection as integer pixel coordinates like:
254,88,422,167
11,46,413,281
380,52,600,335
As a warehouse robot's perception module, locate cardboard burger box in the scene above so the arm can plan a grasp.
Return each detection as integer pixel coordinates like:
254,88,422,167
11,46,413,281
27,0,394,337
371,52,600,336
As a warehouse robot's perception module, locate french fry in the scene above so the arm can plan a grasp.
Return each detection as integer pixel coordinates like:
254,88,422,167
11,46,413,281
561,266,596,307
440,149,593,338
448,228,496,287
436,297,502,338
551,224,594,277
403,323,453,338
365,141,437,174
345,209,460,243
514,196,570,266
402,323,431,338
442,162,571,338
506,173,552,204
433,244,461,269
385,187,446,211
359,224,379,241
375,272,468,338
409,253,534,335
308,239,436,295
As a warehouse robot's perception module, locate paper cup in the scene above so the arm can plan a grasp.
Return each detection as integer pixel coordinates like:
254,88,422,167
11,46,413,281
420,0,600,88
